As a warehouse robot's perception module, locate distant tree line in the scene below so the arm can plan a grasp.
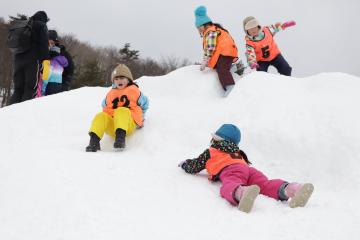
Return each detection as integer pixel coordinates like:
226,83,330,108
0,17,191,107
0,17,13,106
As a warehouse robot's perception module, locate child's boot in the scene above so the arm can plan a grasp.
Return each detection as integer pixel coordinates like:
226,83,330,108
114,128,126,150
223,84,235,97
285,182,314,208
235,185,260,213
86,132,101,152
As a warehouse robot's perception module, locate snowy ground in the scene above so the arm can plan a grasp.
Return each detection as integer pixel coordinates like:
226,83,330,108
1,66,360,239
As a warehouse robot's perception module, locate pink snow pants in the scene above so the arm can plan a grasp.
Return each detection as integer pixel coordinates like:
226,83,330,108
219,164,286,205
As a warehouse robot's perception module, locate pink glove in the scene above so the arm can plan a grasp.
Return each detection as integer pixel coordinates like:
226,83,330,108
282,21,296,29
250,62,259,69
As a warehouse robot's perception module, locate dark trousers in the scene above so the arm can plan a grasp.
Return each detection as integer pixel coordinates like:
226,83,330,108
215,55,235,90
10,60,40,104
45,82,64,95
257,54,292,76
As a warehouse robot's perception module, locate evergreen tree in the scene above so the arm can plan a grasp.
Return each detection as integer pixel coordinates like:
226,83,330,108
74,60,104,88
119,43,139,62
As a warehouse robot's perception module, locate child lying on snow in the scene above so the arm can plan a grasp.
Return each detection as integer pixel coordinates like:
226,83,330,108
179,124,314,213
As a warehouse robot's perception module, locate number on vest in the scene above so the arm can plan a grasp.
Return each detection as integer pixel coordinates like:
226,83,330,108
111,95,130,109
112,97,119,109
120,95,130,107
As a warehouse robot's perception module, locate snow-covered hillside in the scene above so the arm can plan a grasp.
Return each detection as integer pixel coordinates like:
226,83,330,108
1,66,360,239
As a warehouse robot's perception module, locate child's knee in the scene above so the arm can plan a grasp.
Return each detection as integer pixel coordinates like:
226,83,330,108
94,112,109,121
280,65,292,76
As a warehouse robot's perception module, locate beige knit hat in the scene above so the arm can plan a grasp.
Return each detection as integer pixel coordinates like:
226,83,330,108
243,16,260,32
111,64,133,81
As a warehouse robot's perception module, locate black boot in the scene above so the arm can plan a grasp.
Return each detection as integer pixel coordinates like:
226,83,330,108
114,128,126,150
86,132,101,152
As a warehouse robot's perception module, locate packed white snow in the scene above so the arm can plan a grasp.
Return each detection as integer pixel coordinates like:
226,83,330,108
1,66,359,239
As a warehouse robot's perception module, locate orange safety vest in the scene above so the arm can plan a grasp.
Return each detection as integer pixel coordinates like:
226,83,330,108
103,85,143,126
205,148,247,179
246,27,280,62
203,25,238,69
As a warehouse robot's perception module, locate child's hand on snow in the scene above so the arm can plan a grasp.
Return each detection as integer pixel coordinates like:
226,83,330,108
178,160,187,168
250,62,259,69
200,56,209,71
282,21,296,29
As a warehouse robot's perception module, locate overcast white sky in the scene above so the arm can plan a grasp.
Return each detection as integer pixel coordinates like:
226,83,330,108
1,0,359,77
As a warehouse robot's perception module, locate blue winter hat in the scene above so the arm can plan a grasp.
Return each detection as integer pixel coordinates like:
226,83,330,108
194,6,212,28
213,124,241,145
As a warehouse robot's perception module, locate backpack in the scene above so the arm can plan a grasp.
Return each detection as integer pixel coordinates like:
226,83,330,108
7,18,33,54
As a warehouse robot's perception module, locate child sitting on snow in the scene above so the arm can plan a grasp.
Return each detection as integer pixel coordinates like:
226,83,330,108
243,16,295,76
178,124,314,213
86,64,149,152
194,6,239,97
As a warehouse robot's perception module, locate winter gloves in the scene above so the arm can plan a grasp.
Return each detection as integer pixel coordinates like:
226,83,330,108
274,21,296,31
41,60,50,81
200,56,209,71
250,62,259,69
178,160,187,168
281,20,296,30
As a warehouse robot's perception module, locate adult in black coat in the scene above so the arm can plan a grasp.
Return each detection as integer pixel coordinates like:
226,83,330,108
9,11,50,104
48,30,75,92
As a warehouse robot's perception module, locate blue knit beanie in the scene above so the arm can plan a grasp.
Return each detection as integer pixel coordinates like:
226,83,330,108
214,124,241,145
194,6,212,28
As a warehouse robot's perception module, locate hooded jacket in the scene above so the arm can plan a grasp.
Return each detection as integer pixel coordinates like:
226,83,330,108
181,139,250,181
59,44,74,89
15,11,50,63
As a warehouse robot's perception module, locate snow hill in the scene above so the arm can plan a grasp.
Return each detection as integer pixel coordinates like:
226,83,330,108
1,66,360,240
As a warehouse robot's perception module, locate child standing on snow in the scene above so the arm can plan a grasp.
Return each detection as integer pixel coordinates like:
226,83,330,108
40,45,68,96
194,6,239,97
86,64,149,152
243,16,295,76
178,124,314,213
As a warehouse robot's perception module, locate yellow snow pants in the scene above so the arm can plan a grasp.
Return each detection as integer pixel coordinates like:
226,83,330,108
89,107,136,139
